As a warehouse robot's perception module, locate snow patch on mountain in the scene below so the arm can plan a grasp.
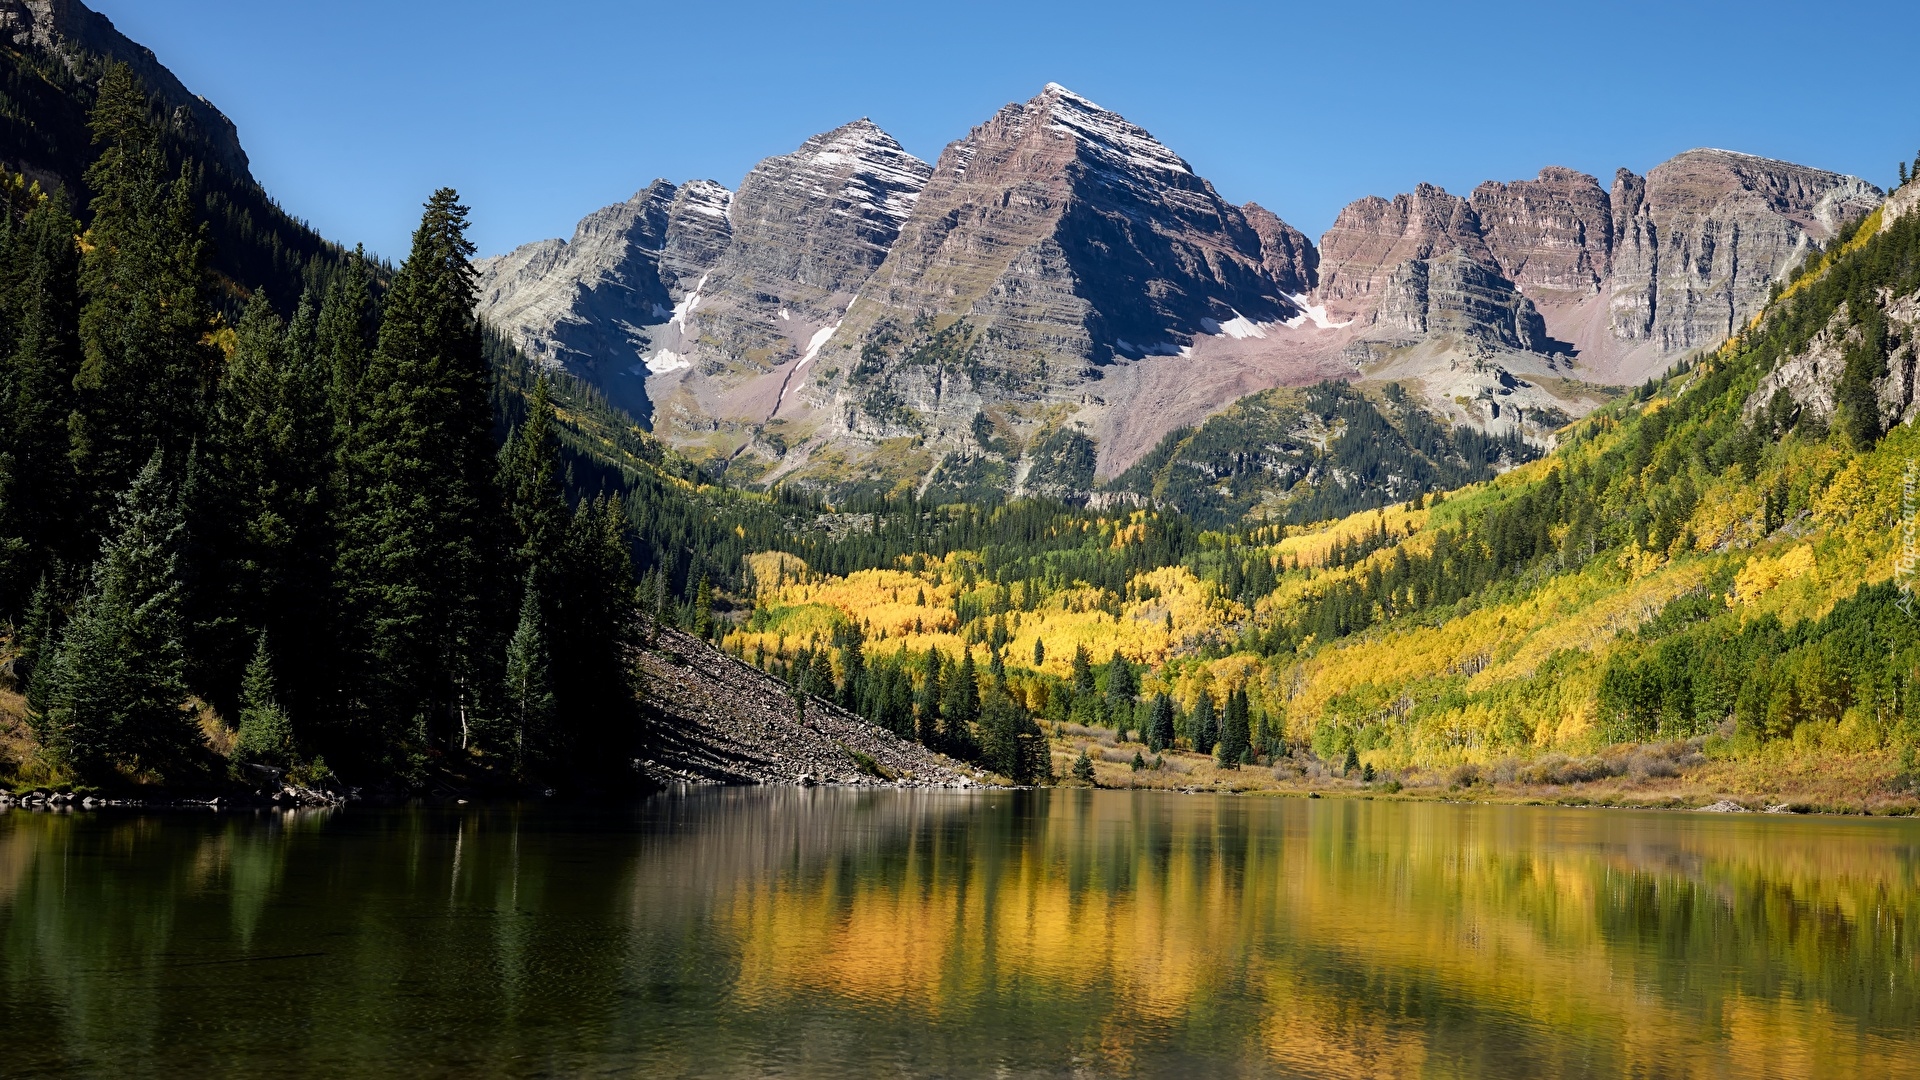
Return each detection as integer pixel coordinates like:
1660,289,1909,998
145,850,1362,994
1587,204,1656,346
1282,294,1351,330
647,350,690,374
1202,311,1268,340
1041,83,1192,178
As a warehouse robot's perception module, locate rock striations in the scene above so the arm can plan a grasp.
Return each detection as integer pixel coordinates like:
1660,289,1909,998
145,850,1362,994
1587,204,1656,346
1312,150,1879,436
478,85,1885,505
476,120,932,428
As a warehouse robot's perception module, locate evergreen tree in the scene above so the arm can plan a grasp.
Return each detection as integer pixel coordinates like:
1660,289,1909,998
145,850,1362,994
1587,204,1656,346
1072,747,1095,784
1071,643,1095,696
319,247,377,452
548,494,639,777
41,453,199,783
808,647,835,700
1032,638,1045,667
502,576,556,778
978,687,1046,783
692,575,713,636
839,635,866,712
233,633,295,769
1190,692,1218,755
0,189,83,615
1218,687,1250,768
1146,692,1175,752
498,375,566,578
917,648,943,746
1105,651,1135,714
333,189,499,760
193,293,335,712
71,65,217,531
19,573,60,743
943,649,981,751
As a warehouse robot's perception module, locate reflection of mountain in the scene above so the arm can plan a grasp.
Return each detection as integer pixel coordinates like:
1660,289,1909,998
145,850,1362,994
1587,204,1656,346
1,799,1918,1077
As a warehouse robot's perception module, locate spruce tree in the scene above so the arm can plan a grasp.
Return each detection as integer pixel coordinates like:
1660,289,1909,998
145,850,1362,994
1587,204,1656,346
0,190,83,615
194,293,335,712
1071,643,1095,696
1032,638,1045,667
917,648,943,746
1218,687,1250,768
808,647,835,700
547,494,638,776
498,375,566,578
692,575,713,636
1105,651,1135,715
19,573,60,744
839,635,866,712
42,453,199,783
233,633,296,769
1146,692,1175,752
333,189,499,757
71,65,217,531
502,576,556,778
1190,692,1218,755
319,247,377,451
943,649,981,751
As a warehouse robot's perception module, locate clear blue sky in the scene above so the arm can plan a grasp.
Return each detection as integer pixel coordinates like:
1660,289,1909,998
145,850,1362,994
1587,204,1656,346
95,0,1920,262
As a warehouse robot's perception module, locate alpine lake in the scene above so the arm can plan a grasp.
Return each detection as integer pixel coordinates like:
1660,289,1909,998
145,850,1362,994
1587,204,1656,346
2,789,1918,1078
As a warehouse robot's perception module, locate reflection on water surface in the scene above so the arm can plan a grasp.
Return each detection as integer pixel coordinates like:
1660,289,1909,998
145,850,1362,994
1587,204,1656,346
1,790,1916,1078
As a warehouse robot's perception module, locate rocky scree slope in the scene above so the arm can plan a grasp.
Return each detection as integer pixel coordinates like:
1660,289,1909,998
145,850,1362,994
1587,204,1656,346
634,625,981,787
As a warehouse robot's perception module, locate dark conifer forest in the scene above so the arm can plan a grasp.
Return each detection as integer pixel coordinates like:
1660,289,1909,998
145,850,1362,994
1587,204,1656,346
1,67,635,790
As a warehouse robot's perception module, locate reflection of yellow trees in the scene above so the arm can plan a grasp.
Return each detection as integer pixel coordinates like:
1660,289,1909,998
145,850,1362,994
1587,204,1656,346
714,795,1920,1077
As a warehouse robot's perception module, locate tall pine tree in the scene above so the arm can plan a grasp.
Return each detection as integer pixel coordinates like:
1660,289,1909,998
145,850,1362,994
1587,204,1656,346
70,64,217,535
0,187,83,616
333,190,499,761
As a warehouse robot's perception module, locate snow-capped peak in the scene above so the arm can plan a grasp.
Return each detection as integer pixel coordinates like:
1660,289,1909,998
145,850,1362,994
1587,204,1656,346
782,119,932,227
1036,82,1191,178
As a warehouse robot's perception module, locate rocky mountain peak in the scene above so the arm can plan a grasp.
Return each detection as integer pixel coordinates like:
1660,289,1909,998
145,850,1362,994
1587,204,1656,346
0,0,251,179
782,118,930,229
1036,82,1195,181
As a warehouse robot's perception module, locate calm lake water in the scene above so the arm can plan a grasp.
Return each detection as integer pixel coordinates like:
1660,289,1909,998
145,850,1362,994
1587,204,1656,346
2,791,1918,1079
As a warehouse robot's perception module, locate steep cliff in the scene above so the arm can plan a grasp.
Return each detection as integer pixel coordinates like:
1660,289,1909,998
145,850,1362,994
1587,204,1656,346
1313,152,1881,440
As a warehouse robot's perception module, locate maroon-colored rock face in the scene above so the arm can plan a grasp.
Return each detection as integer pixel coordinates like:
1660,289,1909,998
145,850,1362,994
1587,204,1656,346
478,80,1883,503
1469,167,1613,303
1315,184,1491,316
844,83,1301,367
1243,202,1319,296
1316,152,1881,380
1607,149,1881,352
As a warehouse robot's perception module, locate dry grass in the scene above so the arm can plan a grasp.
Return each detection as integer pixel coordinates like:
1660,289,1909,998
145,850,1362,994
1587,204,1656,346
1046,723,1920,815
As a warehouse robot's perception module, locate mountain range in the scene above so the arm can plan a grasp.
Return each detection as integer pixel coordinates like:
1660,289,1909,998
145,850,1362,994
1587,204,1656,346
0,0,1884,514
478,84,1881,505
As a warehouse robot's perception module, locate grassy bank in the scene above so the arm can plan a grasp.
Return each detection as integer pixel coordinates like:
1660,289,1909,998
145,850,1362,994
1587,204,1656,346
1047,722,1920,816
